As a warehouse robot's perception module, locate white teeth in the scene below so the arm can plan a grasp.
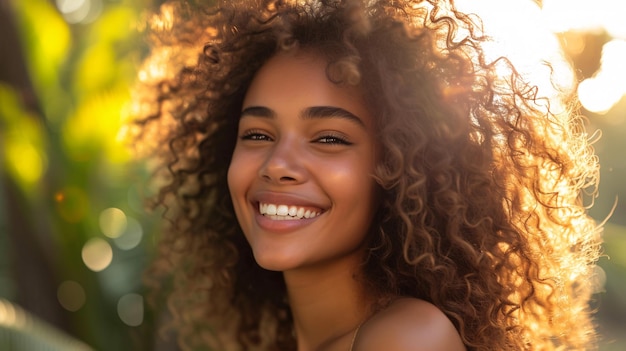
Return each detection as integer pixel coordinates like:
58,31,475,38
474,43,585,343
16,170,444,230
259,203,321,220
266,204,277,215
277,205,289,216
288,206,298,216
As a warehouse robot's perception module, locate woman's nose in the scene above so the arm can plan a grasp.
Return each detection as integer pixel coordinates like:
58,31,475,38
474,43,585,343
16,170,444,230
258,138,306,184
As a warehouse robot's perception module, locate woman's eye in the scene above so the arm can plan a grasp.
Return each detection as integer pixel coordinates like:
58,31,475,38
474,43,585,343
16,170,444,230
315,135,352,145
240,132,272,141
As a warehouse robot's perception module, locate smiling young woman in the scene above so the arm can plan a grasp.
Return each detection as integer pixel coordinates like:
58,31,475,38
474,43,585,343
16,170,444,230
228,52,379,275
130,1,602,350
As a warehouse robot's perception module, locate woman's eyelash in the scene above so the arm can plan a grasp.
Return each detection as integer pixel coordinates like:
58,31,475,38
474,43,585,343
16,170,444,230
240,131,272,141
315,134,352,145
240,131,351,145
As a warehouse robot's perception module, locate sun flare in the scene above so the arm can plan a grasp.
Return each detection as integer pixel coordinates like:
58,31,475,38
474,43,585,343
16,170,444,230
456,0,626,115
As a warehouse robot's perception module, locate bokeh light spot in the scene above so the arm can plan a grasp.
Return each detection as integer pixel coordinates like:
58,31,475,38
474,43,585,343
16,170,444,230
117,294,144,327
577,39,626,114
55,186,90,223
577,78,621,114
56,0,102,24
113,217,143,250
57,280,86,312
56,0,85,13
56,0,89,23
81,237,113,272
99,207,127,239
0,299,26,328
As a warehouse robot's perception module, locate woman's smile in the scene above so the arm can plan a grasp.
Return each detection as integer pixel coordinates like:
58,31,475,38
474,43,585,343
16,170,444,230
248,191,328,233
258,203,322,220
253,200,326,233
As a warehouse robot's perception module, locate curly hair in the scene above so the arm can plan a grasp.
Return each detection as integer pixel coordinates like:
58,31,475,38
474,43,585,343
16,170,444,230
130,0,602,350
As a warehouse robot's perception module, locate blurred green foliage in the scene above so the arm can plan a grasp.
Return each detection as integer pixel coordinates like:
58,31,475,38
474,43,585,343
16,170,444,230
1,0,160,349
0,0,624,350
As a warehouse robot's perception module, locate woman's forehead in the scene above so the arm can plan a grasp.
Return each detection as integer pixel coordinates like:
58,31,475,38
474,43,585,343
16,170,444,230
242,51,375,129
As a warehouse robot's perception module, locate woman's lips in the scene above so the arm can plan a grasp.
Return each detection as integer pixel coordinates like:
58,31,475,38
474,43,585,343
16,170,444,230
250,193,328,233
254,208,323,233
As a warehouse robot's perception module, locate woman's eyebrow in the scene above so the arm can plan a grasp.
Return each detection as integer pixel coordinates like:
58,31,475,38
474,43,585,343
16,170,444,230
240,106,275,118
302,106,365,127
240,105,365,128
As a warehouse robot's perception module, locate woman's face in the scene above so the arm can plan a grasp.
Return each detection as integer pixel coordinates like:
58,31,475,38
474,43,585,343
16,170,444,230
227,51,379,272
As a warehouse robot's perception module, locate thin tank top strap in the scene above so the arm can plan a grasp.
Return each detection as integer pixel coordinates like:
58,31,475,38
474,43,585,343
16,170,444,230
349,321,363,351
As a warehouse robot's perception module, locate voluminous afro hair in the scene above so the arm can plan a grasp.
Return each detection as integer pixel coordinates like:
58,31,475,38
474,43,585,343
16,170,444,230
129,0,602,350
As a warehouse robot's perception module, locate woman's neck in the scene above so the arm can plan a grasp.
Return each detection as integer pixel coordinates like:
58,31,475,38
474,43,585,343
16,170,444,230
284,253,372,351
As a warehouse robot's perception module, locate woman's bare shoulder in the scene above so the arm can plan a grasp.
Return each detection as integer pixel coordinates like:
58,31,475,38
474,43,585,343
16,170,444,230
356,298,466,351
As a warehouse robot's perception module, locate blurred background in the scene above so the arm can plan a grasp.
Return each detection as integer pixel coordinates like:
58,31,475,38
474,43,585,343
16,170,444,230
0,0,624,350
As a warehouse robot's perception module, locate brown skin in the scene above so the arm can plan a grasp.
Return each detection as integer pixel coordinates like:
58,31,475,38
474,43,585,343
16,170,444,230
356,298,465,351
228,52,378,274
284,251,370,351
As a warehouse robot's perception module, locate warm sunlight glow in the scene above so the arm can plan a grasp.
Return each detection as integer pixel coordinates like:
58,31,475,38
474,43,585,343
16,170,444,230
456,0,575,103
150,3,175,32
542,0,626,114
457,0,626,115
542,0,626,38
578,39,626,114
137,48,172,83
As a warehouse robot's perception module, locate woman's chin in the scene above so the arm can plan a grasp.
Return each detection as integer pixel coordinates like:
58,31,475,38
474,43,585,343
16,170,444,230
252,252,301,272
